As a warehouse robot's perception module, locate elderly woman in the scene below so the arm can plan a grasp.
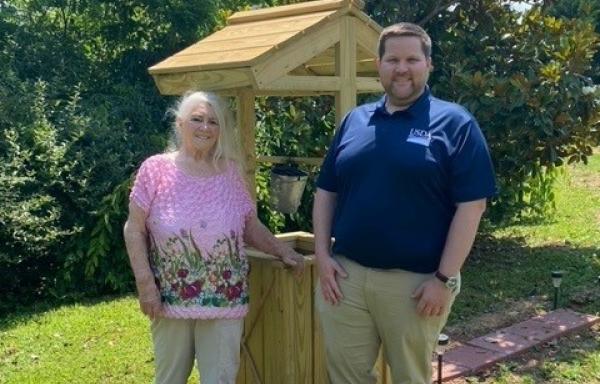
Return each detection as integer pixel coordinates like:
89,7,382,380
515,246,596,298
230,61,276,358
123,91,304,384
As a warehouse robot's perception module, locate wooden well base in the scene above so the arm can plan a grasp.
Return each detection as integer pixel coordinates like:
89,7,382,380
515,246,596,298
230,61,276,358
239,231,391,384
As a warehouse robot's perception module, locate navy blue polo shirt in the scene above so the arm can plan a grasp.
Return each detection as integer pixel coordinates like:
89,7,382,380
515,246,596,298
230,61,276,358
316,88,496,273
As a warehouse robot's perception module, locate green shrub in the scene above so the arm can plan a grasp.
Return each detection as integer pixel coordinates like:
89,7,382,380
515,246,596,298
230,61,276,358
0,80,88,299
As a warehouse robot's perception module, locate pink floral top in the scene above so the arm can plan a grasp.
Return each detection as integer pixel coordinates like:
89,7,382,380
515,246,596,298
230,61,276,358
130,154,255,319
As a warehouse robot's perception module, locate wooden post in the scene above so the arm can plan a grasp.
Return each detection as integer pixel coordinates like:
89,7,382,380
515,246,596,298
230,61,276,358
236,88,257,198
334,15,357,128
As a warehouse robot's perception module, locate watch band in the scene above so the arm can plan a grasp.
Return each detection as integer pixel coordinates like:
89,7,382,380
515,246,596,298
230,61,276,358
434,270,449,283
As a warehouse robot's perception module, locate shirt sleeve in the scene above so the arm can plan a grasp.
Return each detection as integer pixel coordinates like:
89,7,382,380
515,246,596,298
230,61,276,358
129,157,159,213
229,161,256,220
450,119,497,203
316,113,350,192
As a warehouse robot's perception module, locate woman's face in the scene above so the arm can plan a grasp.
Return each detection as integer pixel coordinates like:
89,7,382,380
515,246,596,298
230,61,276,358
178,103,220,156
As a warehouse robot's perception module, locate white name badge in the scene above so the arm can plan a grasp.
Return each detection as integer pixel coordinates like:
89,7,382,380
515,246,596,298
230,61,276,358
406,128,431,146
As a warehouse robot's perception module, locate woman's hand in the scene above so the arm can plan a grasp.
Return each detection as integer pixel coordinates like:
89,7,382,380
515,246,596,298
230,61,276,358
125,201,162,319
137,281,163,320
281,251,305,278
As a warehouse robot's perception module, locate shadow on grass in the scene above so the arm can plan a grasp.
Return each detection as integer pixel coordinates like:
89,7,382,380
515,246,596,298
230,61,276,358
457,234,600,317
0,292,135,332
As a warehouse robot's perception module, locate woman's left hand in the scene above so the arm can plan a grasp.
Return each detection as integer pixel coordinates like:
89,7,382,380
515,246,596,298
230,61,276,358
281,251,305,278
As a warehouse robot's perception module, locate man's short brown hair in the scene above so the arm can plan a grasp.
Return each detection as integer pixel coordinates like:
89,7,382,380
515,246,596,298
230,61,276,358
378,22,432,59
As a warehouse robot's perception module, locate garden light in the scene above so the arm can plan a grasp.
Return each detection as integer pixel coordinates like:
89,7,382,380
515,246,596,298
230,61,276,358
436,333,449,384
551,271,564,310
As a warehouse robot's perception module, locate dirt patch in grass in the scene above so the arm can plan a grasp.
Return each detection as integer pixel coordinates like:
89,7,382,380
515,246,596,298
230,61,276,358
572,174,600,189
446,296,548,343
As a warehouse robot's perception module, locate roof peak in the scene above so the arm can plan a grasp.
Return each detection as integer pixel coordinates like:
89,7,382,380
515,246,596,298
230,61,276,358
228,0,364,25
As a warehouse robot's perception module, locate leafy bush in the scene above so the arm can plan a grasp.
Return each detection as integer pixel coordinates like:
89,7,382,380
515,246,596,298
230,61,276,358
0,80,88,299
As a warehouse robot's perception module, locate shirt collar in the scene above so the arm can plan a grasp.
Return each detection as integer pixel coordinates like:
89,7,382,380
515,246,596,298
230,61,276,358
375,86,431,117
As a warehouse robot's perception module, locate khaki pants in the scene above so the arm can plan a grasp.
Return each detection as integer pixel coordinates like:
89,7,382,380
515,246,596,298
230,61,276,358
316,256,459,384
151,317,243,384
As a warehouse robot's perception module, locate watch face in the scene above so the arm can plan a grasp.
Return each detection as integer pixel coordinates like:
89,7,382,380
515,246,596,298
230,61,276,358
446,277,458,291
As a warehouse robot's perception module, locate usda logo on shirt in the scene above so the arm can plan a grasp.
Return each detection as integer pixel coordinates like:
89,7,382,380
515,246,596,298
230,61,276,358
406,128,432,146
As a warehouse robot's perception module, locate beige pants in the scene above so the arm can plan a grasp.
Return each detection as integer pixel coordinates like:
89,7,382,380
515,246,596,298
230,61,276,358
151,317,243,384
316,256,459,384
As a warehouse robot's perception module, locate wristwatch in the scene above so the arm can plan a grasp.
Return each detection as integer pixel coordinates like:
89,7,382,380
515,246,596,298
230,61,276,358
434,271,459,292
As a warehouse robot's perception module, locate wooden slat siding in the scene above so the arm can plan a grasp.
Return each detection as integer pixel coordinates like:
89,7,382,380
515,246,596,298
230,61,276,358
152,69,253,95
252,19,341,89
228,0,364,25
283,258,313,383
312,263,328,384
263,266,283,383
238,259,265,384
334,15,357,128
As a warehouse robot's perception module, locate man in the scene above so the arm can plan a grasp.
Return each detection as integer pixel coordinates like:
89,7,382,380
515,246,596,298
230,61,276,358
313,22,496,384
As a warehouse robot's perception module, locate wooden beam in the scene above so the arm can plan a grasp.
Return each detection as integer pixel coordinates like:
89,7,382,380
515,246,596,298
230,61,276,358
152,69,253,95
258,75,378,93
228,0,364,25
257,156,323,166
219,89,335,97
356,77,383,93
354,17,382,59
236,89,257,199
262,75,341,91
335,16,357,127
351,6,383,35
252,19,341,90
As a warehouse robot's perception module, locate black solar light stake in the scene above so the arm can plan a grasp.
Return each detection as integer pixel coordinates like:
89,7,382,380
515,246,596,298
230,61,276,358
436,333,449,384
551,271,564,310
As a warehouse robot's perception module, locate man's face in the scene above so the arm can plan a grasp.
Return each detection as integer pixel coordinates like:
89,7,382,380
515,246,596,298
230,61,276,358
376,36,432,111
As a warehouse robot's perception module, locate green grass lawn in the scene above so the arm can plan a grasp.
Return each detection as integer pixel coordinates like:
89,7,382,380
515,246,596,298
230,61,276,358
0,297,161,383
1,155,599,384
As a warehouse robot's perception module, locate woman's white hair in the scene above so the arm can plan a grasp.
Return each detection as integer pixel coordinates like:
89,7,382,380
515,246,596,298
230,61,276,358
167,91,243,171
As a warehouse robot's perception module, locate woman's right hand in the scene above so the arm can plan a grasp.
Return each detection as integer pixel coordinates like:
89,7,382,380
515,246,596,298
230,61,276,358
137,283,163,320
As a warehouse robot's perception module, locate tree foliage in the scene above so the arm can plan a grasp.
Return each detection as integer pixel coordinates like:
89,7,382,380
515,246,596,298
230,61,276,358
0,0,218,301
365,0,600,220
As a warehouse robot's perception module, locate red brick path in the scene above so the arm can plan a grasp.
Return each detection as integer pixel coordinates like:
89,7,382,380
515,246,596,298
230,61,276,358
432,309,600,382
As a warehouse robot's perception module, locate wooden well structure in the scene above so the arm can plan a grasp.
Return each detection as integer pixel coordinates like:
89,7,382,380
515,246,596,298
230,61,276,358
149,1,389,383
